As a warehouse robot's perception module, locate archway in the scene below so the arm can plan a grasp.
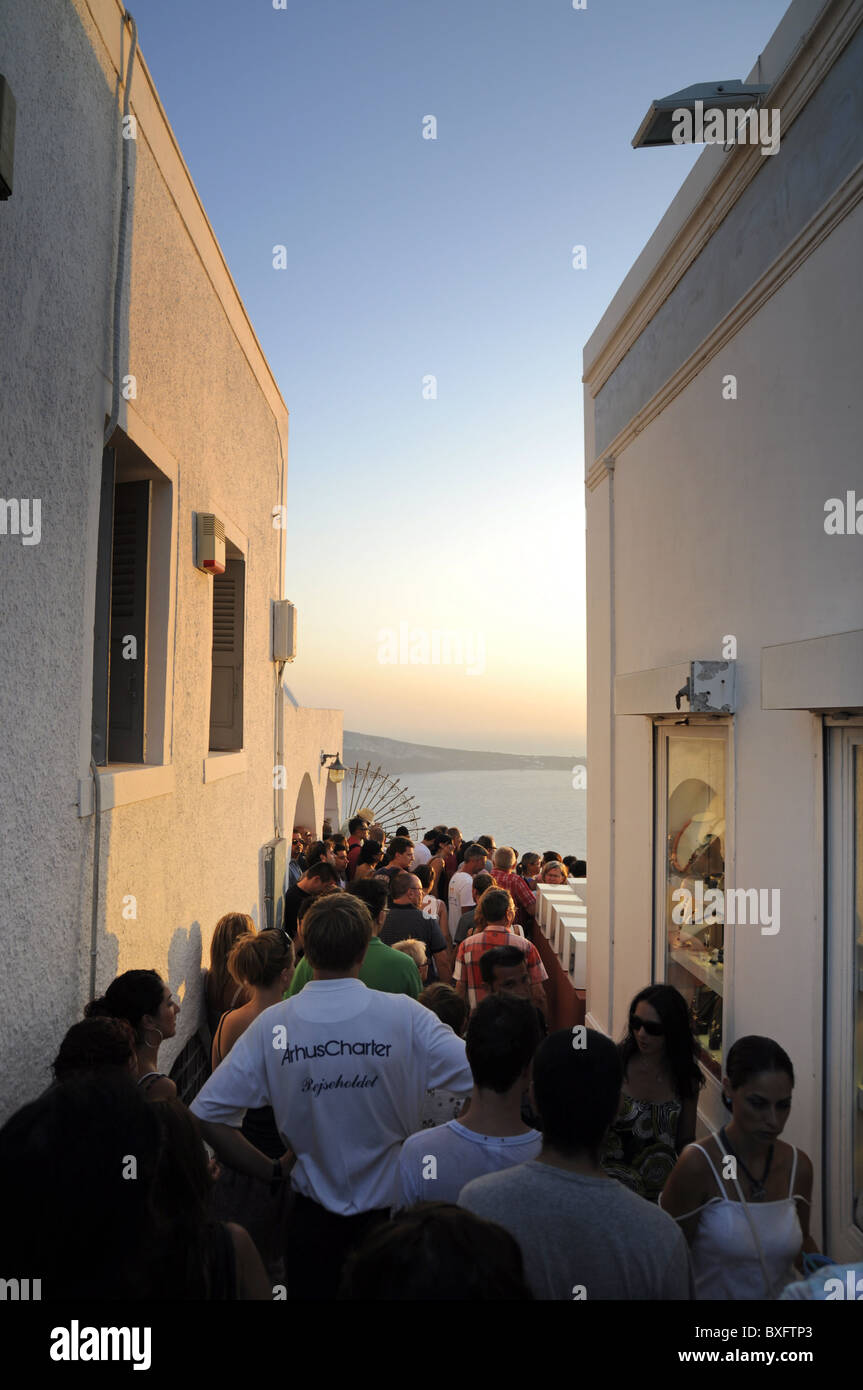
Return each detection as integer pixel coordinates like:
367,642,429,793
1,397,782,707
323,775,341,836
292,772,316,841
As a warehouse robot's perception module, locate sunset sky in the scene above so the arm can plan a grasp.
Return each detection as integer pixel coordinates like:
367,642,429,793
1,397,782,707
135,0,787,756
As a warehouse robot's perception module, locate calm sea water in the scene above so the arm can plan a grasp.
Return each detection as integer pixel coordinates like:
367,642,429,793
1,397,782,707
401,769,586,858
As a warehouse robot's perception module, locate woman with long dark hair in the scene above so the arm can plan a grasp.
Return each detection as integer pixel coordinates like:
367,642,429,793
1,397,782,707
352,839,384,882
209,929,295,1279
206,912,254,1037
150,1098,270,1299
659,1035,817,1298
86,969,179,1101
600,984,703,1202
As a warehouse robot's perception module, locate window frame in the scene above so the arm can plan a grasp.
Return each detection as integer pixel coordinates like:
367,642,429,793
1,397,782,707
208,545,246,754
82,415,178,816
653,717,734,1104
824,718,863,1262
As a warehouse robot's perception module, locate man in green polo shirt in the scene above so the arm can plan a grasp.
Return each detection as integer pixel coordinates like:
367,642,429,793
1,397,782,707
288,878,421,1000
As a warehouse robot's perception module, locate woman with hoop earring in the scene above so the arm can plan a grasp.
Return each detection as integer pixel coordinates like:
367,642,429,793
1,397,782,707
600,984,703,1202
659,1036,818,1298
86,969,179,1101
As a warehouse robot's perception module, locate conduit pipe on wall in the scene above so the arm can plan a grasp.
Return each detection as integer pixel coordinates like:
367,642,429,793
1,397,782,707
103,9,137,447
90,10,137,1001
88,758,103,1001
606,456,616,1032
273,416,288,843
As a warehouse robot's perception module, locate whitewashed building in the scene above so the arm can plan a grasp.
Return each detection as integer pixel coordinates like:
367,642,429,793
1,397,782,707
583,0,863,1259
0,0,341,1116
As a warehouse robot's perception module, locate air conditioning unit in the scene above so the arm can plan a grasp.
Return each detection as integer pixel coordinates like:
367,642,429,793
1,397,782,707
272,600,297,662
195,513,225,574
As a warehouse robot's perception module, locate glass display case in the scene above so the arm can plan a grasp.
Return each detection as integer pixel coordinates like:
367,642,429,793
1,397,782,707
659,728,727,1078
854,745,863,1233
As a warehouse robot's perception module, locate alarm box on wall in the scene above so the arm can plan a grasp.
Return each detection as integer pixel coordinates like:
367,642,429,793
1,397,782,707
195,513,226,574
272,600,297,662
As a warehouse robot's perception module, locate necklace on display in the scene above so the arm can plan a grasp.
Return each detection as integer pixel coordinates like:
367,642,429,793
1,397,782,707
720,1126,774,1201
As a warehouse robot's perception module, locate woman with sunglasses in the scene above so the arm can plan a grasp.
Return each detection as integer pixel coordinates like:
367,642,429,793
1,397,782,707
659,1036,817,1299
600,984,703,1203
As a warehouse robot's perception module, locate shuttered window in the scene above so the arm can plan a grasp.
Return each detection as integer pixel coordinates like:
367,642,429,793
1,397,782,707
107,481,149,761
91,448,116,765
209,556,244,750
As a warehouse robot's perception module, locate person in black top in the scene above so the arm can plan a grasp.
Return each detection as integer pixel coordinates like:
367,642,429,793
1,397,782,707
378,836,415,881
284,861,337,940
380,872,450,982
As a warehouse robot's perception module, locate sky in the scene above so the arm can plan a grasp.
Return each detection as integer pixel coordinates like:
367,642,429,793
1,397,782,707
132,0,789,756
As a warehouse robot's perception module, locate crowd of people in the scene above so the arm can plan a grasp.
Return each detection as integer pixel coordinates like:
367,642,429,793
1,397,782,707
0,816,836,1301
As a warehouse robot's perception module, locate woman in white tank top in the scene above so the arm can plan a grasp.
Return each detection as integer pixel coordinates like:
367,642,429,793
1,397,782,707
659,1036,817,1298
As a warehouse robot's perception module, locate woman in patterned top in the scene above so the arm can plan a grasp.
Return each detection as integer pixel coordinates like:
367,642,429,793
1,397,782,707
600,984,703,1203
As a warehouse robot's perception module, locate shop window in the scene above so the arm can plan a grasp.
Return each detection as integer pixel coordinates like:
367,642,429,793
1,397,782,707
657,726,727,1078
854,745,863,1233
825,723,863,1258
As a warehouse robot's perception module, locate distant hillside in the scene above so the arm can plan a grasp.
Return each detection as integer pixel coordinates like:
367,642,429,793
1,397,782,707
344,731,582,774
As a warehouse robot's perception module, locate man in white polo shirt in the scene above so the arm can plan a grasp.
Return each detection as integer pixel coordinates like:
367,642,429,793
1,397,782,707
447,842,487,935
192,892,472,1298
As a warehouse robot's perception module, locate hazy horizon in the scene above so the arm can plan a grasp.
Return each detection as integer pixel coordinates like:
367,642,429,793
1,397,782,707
345,728,584,759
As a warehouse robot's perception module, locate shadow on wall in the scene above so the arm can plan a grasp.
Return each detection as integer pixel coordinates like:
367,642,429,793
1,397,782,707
166,918,204,1060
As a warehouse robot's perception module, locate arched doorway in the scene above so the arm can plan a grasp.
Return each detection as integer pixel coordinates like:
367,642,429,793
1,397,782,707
292,772,316,841
323,775,341,836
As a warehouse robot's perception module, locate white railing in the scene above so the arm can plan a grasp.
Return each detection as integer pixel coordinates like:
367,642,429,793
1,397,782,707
536,881,587,988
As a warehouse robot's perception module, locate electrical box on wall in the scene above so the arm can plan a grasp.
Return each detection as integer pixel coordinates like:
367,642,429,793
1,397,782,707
688,659,736,713
262,837,287,933
615,658,737,716
272,600,297,662
195,513,225,574
0,76,16,200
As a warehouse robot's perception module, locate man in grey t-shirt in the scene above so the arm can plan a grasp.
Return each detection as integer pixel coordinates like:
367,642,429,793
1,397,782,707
459,1028,693,1300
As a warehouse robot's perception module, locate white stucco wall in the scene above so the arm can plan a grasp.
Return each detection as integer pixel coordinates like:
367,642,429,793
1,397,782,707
0,0,342,1117
583,0,863,1250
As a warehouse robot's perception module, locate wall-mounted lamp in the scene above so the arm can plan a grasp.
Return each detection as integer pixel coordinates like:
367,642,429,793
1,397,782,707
321,752,346,784
631,80,769,149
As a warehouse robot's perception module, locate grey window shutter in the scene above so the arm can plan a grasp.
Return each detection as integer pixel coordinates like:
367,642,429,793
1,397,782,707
108,480,150,762
209,557,244,750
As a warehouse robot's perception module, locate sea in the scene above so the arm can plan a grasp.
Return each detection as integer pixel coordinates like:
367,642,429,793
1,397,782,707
401,769,586,858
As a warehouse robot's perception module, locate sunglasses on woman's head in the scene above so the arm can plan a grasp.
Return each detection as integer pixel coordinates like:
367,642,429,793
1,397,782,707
630,1014,664,1036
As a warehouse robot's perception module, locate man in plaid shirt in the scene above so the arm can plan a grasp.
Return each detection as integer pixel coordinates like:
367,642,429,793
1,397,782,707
453,888,548,1014
491,848,537,931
